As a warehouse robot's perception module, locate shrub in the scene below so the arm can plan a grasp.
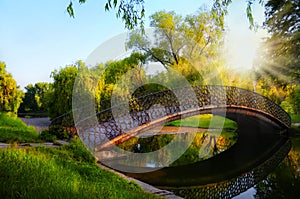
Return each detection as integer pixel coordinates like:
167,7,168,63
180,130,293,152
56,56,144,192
281,100,295,114
48,125,72,140
39,130,57,142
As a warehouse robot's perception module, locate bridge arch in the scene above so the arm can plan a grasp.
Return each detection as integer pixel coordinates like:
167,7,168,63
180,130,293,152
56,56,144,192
75,85,290,151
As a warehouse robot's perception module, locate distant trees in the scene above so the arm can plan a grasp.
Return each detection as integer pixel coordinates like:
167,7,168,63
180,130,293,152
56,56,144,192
19,82,52,115
0,62,23,114
47,54,146,124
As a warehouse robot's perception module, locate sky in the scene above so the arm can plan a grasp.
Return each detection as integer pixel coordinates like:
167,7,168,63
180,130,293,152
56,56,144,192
0,0,267,90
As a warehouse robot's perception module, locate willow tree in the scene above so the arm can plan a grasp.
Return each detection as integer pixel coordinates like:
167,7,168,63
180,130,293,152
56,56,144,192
48,64,79,120
95,52,147,105
0,62,23,114
126,9,225,85
66,0,263,30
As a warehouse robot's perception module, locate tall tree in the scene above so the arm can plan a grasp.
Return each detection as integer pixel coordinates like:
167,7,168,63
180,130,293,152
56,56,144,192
0,62,23,114
254,0,299,112
48,64,78,120
126,9,224,84
260,0,300,81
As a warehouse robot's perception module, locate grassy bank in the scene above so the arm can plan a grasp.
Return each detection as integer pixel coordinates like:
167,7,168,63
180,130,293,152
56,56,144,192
0,139,160,198
0,113,39,143
0,113,161,199
165,114,238,130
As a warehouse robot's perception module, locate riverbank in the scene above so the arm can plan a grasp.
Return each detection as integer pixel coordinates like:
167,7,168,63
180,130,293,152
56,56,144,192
0,113,164,198
0,140,161,199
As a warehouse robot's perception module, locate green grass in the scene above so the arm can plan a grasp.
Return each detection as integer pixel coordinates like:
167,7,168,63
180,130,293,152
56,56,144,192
0,113,39,143
0,138,161,199
0,113,160,198
165,114,238,130
291,114,300,123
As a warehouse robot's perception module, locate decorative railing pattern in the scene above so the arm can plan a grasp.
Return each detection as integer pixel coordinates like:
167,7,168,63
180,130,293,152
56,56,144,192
68,85,291,149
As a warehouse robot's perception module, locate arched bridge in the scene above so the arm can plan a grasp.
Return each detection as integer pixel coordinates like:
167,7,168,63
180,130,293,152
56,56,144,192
74,85,291,150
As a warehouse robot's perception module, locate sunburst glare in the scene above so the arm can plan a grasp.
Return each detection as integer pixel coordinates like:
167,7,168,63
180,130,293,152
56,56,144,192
225,29,267,71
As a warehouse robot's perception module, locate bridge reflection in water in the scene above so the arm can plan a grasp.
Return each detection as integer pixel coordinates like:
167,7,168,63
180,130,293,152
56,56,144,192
72,86,291,198
120,116,291,198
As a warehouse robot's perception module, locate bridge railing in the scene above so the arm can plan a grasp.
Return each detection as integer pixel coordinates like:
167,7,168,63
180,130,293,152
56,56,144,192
222,86,291,128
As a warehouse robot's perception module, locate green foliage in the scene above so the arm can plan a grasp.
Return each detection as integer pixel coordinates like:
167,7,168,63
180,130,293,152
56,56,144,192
281,100,295,114
0,140,160,199
48,64,79,121
291,114,300,123
39,130,57,142
258,0,300,81
264,0,299,36
255,78,300,114
60,2,300,126
19,82,52,115
290,86,300,114
49,54,147,123
0,62,24,114
68,0,145,30
67,0,260,30
0,113,39,143
36,137,95,164
62,137,96,163
48,125,72,140
103,53,146,85
127,9,224,85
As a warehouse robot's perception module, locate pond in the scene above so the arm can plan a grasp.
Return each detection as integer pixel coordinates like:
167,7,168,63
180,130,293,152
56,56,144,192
98,114,299,198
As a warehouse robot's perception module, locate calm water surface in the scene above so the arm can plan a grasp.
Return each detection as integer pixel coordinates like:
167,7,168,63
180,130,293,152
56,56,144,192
101,126,300,198
234,136,300,199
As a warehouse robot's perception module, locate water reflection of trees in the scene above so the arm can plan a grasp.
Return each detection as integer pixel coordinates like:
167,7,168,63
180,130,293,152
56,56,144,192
255,138,300,199
117,131,237,167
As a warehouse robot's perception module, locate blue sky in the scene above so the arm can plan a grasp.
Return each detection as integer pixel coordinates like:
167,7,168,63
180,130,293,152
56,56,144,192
0,0,266,89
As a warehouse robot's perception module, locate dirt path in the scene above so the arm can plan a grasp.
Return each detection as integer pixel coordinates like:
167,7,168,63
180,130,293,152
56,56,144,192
20,117,51,132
